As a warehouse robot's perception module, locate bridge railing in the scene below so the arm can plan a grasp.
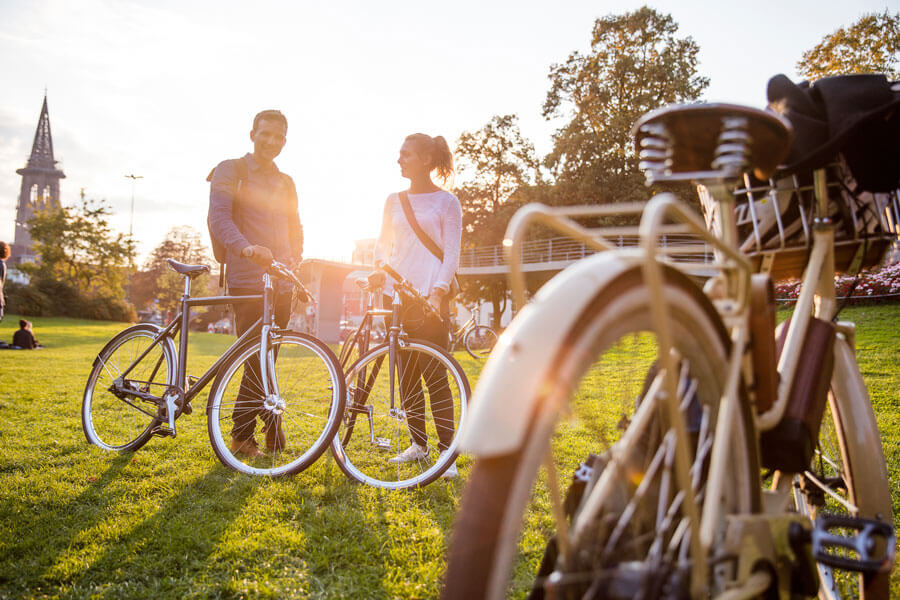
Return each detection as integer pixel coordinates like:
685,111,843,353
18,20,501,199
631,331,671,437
459,234,712,269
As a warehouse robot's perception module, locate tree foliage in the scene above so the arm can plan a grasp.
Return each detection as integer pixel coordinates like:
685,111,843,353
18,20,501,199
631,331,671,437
454,115,541,326
130,226,213,314
23,196,135,298
797,11,900,80
542,6,708,206
11,195,136,321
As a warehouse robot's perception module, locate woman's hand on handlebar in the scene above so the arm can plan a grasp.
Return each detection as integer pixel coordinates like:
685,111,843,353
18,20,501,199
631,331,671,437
427,288,445,312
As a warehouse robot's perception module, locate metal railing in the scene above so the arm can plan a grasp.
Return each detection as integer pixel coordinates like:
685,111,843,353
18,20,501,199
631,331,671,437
459,234,712,270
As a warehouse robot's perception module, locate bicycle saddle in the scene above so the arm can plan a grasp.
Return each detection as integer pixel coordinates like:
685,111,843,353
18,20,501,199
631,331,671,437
633,103,793,184
166,259,210,278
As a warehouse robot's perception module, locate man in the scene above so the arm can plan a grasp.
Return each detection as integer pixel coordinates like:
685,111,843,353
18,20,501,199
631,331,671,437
12,320,38,349
209,109,302,457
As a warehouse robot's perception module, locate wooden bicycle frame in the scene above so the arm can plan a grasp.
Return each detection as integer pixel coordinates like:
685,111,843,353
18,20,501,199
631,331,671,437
501,165,885,597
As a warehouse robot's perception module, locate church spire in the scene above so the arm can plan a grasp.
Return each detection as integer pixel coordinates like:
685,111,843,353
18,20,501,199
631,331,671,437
26,94,57,170
12,93,66,264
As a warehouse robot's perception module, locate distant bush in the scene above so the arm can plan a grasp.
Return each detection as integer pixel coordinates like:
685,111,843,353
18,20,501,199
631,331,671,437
4,281,52,316
4,278,136,322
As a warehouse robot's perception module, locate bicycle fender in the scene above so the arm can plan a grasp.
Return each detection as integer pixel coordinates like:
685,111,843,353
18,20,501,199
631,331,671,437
459,251,641,457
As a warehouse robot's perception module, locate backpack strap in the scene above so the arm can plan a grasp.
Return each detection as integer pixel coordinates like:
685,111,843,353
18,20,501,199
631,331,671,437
207,158,249,288
398,191,443,261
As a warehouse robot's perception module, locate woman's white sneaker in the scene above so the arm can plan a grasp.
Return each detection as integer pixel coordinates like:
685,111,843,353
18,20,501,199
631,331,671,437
439,451,458,479
388,442,428,464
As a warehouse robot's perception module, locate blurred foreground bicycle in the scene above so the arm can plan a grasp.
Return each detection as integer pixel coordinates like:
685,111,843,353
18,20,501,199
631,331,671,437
444,74,897,599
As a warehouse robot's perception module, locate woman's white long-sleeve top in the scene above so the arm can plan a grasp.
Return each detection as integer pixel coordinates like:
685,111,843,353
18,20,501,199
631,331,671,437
375,190,462,296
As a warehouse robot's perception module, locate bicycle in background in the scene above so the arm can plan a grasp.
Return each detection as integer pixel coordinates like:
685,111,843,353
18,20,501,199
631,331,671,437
443,75,897,599
82,259,345,478
449,304,498,359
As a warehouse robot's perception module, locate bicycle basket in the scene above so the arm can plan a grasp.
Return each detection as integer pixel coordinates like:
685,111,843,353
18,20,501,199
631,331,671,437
698,161,900,280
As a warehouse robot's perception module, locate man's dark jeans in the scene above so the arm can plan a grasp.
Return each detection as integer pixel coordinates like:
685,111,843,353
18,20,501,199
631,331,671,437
229,289,292,442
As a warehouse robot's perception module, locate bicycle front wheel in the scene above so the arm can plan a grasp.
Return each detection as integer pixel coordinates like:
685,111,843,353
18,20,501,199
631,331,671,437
82,324,176,451
792,341,894,600
464,325,498,359
331,339,470,489
207,331,345,477
443,266,759,599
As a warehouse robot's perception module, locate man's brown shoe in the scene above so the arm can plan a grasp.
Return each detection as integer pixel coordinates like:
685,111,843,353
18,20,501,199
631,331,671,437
230,437,264,458
264,419,286,452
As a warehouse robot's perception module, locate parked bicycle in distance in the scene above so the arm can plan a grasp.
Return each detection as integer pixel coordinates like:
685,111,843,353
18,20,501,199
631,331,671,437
448,304,498,359
331,262,471,489
443,75,897,599
82,259,346,478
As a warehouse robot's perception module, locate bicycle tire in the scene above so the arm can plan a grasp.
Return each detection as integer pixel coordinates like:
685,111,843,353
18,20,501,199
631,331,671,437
442,265,759,599
464,325,498,359
331,339,470,489
792,344,894,600
207,331,345,477
82,324,176,452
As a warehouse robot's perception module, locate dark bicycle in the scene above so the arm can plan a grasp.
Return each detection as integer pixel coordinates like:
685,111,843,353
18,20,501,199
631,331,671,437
331,262,470,489
81,258,345,477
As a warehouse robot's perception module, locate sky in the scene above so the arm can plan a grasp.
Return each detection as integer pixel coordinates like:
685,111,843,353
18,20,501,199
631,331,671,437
1,0,896,264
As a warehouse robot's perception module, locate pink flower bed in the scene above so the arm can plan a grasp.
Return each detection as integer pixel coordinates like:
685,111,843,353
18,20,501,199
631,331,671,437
775,262,900,302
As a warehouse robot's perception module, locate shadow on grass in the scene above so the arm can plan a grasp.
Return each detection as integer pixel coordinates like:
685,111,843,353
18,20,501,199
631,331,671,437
60,469,261,597
1,457,258,598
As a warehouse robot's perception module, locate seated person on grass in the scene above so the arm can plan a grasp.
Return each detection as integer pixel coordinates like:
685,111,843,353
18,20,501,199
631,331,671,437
12,319,39,349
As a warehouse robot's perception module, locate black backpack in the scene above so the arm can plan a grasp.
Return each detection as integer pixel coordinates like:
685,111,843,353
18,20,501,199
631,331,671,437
206,158,248,288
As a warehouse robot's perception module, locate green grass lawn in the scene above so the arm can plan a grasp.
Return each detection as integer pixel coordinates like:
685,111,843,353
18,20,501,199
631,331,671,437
0,307,897,599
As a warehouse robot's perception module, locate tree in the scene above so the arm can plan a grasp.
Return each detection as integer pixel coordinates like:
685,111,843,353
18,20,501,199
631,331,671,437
454,115,541,327
130,226,214,315
542,6,708,206
24,195,135,298
798,11,900,80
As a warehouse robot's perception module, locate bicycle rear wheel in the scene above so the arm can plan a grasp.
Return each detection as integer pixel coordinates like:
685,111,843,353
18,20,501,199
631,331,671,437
792,341,894,600
464,325,498,359
207,331,345,477
331,339,470,489
82,324,176,451
443,266,759,599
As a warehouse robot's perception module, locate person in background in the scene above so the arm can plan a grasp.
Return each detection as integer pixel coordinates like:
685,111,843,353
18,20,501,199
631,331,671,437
375,132,462,478
208,109,303,457
12,320,38,349
0,241,9,322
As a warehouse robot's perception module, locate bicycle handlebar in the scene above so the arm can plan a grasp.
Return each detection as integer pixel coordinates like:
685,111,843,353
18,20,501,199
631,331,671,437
375,260,442,320
266,260,314,305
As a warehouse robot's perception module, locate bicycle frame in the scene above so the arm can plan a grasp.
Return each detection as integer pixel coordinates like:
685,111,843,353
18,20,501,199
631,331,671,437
468,169,891,596
113,272,282,435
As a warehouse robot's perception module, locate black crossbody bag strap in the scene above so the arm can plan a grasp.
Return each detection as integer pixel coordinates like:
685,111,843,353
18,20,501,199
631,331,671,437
398,191,444,261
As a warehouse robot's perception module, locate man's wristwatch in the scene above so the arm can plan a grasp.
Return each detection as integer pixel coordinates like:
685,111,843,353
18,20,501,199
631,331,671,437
241,246,254,258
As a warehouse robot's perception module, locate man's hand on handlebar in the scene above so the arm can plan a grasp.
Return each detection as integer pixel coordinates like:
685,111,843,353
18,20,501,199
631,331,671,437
243,244,274,268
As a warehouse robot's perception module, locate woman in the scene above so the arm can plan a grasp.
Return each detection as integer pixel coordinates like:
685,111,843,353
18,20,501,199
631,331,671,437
375,133,462,477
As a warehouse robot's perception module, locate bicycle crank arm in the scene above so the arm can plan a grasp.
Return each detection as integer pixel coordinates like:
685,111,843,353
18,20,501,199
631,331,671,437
810,515,895,573
152,390,181,438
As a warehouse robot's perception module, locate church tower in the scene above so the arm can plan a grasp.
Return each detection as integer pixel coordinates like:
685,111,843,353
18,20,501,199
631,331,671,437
11,95,66,264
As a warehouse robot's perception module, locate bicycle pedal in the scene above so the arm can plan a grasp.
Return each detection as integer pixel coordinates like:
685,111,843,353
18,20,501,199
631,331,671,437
374,437,392,450
151,424,176,438
811,514,895,573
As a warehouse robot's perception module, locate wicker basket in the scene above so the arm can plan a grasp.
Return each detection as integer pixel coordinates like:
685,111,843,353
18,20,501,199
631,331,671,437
698,162,900,280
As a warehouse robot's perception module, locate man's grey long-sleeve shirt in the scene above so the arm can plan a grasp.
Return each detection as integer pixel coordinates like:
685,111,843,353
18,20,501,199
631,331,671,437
209,153,302,291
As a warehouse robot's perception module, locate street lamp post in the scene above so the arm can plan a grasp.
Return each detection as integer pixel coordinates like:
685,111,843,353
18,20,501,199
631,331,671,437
124,174,143,237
